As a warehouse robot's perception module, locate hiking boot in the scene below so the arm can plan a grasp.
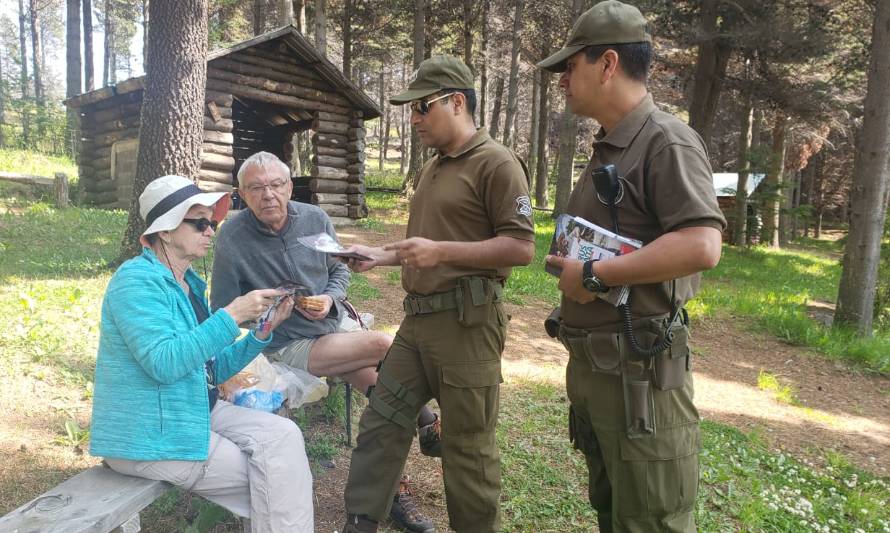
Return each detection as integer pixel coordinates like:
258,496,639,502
417,414,441,458
389,476,435,533
343,514,379,533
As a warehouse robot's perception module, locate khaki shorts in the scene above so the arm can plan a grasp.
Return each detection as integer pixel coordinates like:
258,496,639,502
266,313,363,371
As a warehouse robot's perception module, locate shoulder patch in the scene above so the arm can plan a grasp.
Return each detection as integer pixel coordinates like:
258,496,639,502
515,195,533,217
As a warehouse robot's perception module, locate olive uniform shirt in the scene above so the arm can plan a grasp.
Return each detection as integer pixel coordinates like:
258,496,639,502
404,129,536,295
562,94,726,329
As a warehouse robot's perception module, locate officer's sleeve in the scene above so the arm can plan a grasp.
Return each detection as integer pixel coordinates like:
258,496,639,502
482,157,536,241
645,143,727,233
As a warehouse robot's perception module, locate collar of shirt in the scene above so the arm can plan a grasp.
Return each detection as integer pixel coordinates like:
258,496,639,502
438,128,491,160
594,93,657,149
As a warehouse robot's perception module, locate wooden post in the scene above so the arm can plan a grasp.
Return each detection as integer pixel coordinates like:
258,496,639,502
54,172,69,208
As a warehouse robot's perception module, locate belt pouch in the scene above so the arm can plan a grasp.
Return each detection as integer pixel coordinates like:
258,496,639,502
544,307,561,338
457,277,492,327
653,317,689,391
623,363,656,439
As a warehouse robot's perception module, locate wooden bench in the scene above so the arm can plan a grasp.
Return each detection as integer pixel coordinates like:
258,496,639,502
0,464,171,532
0,172,69,208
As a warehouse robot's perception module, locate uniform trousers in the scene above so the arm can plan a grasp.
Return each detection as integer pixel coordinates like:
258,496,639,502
106,399,314,532
566,346,700,533
345,303,508,533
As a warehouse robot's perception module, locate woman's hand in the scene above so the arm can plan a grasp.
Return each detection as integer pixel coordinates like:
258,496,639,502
254,295,295,341
223,288,286,325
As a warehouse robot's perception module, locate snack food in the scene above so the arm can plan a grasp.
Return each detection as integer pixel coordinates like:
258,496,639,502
298,295,327,312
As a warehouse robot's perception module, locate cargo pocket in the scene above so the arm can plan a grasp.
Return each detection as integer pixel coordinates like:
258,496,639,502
616,422,700,518
653,323,689,391
439,360,502,435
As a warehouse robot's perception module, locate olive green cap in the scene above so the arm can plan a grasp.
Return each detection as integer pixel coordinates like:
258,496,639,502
390,55,475,105
537,0,651,73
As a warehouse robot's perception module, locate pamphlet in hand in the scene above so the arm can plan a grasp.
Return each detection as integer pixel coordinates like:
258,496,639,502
297,233,372,261
546,214,642,306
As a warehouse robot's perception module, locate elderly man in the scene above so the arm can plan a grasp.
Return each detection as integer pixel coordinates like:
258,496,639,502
341,56,536,533
210,151,438,533
539,2,725,531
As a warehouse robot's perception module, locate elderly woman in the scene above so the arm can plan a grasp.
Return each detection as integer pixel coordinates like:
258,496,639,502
89,175,313,532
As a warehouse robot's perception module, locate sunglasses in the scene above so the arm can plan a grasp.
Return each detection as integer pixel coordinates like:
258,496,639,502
409,92,456,115
182,218,219,232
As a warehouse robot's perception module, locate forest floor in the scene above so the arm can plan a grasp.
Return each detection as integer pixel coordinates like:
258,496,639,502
304,222,890,533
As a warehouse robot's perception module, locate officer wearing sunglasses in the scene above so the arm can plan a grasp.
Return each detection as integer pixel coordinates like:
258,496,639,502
340,55,536,533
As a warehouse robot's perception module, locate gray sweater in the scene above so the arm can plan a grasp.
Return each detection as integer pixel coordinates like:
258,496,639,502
210,201,350,351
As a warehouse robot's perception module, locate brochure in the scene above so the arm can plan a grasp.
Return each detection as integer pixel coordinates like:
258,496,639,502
546,214,642,306
297,233,372,261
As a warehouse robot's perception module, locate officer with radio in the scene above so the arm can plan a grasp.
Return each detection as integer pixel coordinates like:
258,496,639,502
538,1,725,531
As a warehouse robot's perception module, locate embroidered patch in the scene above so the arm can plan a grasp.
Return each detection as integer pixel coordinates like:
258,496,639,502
515,195,533,217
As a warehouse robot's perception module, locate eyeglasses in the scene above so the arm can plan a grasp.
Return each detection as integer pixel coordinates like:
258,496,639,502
243,180,289,195
409,92,455,115
182,218,219,232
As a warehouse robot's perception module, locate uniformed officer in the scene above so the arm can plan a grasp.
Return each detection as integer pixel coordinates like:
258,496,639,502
538,1,726,532
340,55,536,533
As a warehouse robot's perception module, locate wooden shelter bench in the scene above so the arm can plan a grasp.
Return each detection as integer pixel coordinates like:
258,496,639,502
0,464,171,533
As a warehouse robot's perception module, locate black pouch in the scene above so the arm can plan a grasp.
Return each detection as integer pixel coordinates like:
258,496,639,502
457,277,493,328
653,315,689,391
544,307,561,338
622,363,656,439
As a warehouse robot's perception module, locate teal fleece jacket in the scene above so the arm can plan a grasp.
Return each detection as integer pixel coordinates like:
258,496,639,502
89,248,271,461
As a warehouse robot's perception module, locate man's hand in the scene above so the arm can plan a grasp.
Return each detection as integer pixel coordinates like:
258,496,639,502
340,244,384,272
545,255,597,304
384,237,443,268
296,294,333,320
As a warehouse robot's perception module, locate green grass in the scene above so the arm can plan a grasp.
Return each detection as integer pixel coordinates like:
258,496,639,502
757,370,800,406
499,379,890,532
694,245,890,373
347,272,381,304
0,148,79,183
505,211,561,306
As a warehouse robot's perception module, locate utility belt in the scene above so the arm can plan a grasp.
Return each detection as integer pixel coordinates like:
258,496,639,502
403,276,503,327
551,308,691,439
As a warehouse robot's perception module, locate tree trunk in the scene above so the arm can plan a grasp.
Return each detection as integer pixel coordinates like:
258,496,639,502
29,0,44,108
67,0,83,155
0,54,5,147
280,0,293,25
501,0,523,148
314,0,326,56
103,0,114,86
253,0,264,35
341,0,351,78
462,0,473,69
142,0,150,70
293,0,306,31
479,0,489,127
835,0,890,336
81,0,94,92
553,108,578,216
688,0,732,151
18,0,29,146
732,63,753,246
488,77,504,140
779,129,794,246
403,0,425,193
118,0,208,262
535,69,550,207
378,68,385,171
527,69,540,182
761,113,788,248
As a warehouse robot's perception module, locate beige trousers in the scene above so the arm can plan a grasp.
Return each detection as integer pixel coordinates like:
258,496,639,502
105,400,313,532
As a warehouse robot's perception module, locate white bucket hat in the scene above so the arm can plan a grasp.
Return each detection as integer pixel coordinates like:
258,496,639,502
139,175,230,242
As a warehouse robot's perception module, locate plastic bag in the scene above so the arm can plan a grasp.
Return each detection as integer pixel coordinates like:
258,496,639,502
270,362,329,409
233,388,284,413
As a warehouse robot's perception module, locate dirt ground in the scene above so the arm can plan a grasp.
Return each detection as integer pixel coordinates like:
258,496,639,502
310,224,890,532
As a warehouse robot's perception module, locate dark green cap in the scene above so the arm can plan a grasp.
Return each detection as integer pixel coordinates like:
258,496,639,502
538,0,651,73
390,55,474,105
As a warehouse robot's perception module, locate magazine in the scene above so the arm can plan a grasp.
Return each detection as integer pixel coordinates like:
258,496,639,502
546,214,642,306
297,233,372,261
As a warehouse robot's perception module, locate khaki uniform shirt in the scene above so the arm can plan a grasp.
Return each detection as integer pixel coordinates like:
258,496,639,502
403,129,536,295
562,94,726,329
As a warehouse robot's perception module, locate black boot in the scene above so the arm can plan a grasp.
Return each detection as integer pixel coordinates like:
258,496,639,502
343,514,379,533
389,475,435,532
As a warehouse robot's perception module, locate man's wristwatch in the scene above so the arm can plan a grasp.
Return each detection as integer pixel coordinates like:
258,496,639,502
582,260,609,293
